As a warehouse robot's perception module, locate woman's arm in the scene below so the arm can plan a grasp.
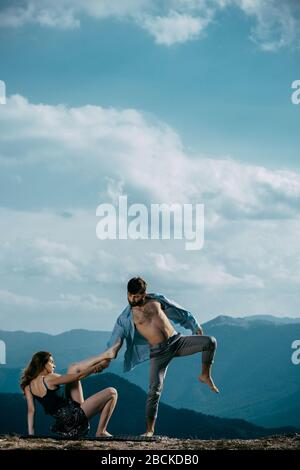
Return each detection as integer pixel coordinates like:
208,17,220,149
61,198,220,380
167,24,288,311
24,386,35,436
46,362,104,387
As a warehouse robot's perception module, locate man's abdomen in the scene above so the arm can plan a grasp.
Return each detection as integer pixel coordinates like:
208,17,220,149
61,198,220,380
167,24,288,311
137,318,175,346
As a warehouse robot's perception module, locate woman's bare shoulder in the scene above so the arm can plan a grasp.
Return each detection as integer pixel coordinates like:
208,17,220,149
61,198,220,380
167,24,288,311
24,384,33,398
44,372,60,383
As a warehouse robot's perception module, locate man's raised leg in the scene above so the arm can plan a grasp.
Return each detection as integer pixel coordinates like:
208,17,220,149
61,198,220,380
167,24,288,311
175,335,219,393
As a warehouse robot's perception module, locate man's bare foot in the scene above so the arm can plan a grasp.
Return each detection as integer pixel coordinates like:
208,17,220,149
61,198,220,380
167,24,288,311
141,431,154,437
199,374,219,393
104,340,122,360
96,430,113,437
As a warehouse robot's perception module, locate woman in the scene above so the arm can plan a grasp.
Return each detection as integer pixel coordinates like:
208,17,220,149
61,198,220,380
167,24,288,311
21,345,119,438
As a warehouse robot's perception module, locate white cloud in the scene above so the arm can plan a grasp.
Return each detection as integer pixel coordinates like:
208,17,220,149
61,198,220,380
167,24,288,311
232,0,300,51
0,288,115,333
0,1,80,29
0,94,192,204
1,94,300,331
140,10,211,45
147,251,264,287
0,288,38,308
0,0,299,49
2,94,300,215
0,236,86,281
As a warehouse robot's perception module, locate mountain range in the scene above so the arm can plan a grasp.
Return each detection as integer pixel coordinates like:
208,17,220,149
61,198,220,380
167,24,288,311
1,314,300,428
0,373,298,439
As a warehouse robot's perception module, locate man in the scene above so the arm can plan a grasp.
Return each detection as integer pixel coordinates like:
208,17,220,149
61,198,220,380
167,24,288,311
106,277,219,437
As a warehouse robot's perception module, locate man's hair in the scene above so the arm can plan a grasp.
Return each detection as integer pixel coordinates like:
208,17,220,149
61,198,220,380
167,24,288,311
127,277,147,294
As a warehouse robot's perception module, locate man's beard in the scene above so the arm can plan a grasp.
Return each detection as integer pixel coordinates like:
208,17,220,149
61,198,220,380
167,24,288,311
128,297,146,307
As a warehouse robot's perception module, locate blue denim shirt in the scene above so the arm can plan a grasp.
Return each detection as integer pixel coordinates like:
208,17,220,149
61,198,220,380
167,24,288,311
107,292,201,372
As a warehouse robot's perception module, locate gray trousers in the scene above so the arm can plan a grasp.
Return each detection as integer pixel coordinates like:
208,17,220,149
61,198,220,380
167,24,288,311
146,333,217,420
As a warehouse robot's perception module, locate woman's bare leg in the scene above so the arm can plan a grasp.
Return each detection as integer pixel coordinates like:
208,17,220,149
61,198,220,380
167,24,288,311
81,387,118,437
95,394,118,437
65,364,85,404
69,341,122,374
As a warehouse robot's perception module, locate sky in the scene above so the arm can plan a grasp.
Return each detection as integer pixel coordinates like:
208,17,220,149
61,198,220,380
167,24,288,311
0,0,300,333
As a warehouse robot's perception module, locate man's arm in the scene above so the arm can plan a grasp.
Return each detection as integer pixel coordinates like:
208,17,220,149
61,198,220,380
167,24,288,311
106,315,126,358
155,293,203,334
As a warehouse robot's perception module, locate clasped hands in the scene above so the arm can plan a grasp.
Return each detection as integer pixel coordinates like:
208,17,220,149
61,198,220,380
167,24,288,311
93,359,111,374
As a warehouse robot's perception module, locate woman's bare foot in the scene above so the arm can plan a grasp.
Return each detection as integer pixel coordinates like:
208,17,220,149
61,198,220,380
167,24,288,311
199,374,219,393
141,431,154,437
96,430,113,437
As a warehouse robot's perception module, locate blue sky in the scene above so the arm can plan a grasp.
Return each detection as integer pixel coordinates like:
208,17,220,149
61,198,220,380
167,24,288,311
0,0,300,332
1,8,299,169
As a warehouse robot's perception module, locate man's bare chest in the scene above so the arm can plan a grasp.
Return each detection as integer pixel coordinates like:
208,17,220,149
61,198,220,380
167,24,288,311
132,301,162,325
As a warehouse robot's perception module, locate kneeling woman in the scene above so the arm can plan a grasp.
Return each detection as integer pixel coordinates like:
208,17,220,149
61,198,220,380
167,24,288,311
21,348,118,438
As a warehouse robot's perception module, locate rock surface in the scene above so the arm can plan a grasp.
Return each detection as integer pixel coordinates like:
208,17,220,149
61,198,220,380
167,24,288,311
0,435,300,450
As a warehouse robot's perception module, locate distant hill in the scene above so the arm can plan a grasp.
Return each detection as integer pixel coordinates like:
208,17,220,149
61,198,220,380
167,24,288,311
253,388,300,428
0,329,112,369
1,314,300,428
0,373,297,439
205,314,300,328
114,317,300,428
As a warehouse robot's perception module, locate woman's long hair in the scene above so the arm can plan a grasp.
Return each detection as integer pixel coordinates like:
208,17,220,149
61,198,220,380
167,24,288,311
20,351,52,393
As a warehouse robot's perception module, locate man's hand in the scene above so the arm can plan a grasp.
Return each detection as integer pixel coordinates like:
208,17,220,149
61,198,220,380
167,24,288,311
195,327,203,335
93,359,111,374
100,359,111,369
